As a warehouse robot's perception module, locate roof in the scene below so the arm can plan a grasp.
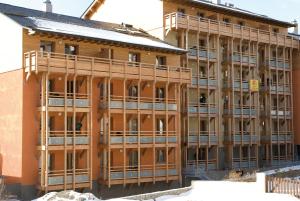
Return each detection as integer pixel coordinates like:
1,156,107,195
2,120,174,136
0,3,185,54
82,0,296,28
173,0,295,28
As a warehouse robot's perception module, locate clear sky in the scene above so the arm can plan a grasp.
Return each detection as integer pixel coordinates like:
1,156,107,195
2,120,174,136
0,0,299,24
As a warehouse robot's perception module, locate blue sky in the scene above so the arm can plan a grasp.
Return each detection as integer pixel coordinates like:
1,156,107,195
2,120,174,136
0,0,298,24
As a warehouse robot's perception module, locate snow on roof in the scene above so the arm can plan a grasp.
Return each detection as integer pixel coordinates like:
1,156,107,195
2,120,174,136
0,3,185,54
26,17,184,52
185,0,295,27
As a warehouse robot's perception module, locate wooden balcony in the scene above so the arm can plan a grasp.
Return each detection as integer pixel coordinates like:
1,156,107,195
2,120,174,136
191,77,217,88
100,131,178,148
232,158,257,169
165,13,299,49
188,103,218,115
187,131,218,145
100,96,178,112
39,169,90,191
24,51,191,84
188,47,217,61
224,133,258,145
184,160,217,176
223,80,250,91
39,131,90,150
100,164,178,185
223,105,257,117
261,132,293,143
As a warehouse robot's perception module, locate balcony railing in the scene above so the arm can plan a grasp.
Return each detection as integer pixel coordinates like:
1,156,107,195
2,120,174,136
225,133,258,144
102,164,177,180
188,131,218,145
270,84,291,93
232,158,257,169
188,47,217,60
224,105,257,116
188,103,218,114
24,51,191,84
191,77,217,87
45,92,89,108
266,58,290,69
42,169,89,186
223,80,249,91
40,131,89,146
184,160,217,175
100,96,177,111
261,132,293,142
100,131,177,145
231,52,257,65
270,106,292,117
165,12,299,48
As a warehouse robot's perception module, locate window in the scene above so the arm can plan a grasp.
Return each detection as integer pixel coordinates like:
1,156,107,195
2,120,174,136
198,148,206,160
129,151,138,168
48,153,55,171
156,87,165,100
40,41,54,53
48,116,54,131
67,152,73,170
65,44,77,55
129,118,138,135
273,28,279,33
199,93,207,104
200,120,207,132
238,21,245,27
99,48,114,59
156,119,165,135
197,11,205,18
199,66,206,78
177,8,185,16
223,18,230,24
47,79,54,92
199,39,205,48
242,146,248,158
128,85,138,97
128,52,140,66
156,149,166,164
67,81,74,94
156,56,166,66
67,116,73,131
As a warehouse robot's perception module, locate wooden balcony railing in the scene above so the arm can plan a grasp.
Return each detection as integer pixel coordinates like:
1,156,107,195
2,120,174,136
39,131,90,146
165,12,299,48
24,51,191,84
99,95,178,111
40,169,90,187
42,91,90,108
100,164,178,182
100,131,178,145
188,131,218,145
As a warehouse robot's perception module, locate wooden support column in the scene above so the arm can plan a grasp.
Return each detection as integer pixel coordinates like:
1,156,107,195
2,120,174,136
40,73,46,191
165,83,169,183
107,78,111,188
45,72,49,193
72,75,77,190
64,74,68,191
123,79,127,187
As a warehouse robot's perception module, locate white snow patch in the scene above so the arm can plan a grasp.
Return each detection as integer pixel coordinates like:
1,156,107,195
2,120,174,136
263,165,300,175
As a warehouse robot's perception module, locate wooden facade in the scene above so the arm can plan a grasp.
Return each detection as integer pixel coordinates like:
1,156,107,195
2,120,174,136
162,1,299,176
23,31,190,192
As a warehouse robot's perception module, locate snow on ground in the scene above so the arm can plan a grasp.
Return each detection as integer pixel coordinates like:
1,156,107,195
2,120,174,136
263,165,300,175
33,189,300,201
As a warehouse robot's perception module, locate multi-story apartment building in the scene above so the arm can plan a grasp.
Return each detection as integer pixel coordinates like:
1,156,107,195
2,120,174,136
0,3,191,199
83,0,299,175
0,0,300,200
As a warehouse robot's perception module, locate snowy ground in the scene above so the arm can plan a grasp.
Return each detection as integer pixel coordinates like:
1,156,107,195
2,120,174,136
33,189,300,201
263,165,300,175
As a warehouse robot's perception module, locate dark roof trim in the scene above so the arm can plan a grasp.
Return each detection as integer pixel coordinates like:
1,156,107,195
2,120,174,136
167,0,295,28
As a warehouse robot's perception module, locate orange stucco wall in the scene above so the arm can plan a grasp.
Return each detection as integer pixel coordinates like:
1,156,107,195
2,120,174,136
0,69,23,184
